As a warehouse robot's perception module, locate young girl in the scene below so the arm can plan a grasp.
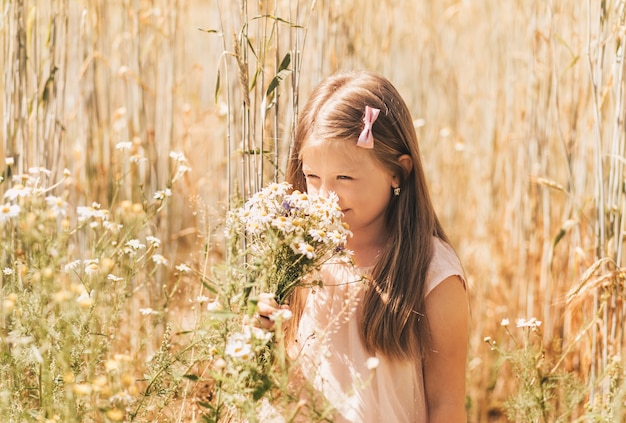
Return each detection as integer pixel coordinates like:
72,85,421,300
258,71,468,422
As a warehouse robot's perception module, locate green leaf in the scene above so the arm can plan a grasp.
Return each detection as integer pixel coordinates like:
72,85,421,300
265,69,292,99
251,14,304,28
250,66,261,91
251,373,272,401
552,219,577,249
265,52,292,99
207,309,237,320
278,51,291,71
198,28,219,34
202,279,218,294
214,69,221,104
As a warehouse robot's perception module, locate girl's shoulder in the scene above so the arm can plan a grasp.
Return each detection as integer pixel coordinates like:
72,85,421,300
424,237,466,297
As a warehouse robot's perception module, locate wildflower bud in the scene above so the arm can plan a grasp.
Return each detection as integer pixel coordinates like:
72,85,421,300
206,300,222,311
72,383,92,396
121,373,134,387
76,292,94,309
3,298,15,314
101,257,115,273
52,290,72,303
500,318,510,327
30,271,41,285
64,372,75,384
115,353,132,362
120,200,132,213
105,408,125,421
43,267,54,280
128,384,139,396
92,375,107,389
105,359,120,372
213,358,227,370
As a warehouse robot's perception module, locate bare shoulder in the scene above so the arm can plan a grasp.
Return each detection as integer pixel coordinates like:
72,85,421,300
426,275,467,306
424,275,469,354
423,275,469,420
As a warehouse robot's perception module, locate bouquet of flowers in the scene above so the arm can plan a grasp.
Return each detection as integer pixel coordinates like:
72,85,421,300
226,182,352,304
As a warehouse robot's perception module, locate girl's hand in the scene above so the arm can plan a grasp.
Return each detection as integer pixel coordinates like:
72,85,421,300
256,293,291,330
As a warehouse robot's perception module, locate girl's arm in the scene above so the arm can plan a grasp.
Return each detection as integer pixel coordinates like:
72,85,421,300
423,275,469,422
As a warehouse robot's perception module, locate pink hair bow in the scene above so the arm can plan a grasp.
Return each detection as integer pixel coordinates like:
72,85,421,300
356,105,380,149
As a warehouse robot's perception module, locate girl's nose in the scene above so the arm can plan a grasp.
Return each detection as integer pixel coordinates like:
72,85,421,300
318,180,333,197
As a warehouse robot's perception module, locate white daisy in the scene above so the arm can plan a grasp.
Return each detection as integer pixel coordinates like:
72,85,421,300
0,203,20,223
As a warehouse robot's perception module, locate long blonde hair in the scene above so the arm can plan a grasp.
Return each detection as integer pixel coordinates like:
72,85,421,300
285,71,449,360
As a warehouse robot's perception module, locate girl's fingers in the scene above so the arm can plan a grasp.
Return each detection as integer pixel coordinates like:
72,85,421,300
255,313,274,329
255,293,291,329
258,292,279,308
257,300,277,318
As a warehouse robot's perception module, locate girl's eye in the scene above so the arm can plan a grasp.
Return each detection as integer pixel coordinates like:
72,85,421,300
304,174,319,179
337,175,352,180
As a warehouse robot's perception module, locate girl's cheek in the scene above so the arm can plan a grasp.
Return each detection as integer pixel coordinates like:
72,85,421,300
305,181,320,195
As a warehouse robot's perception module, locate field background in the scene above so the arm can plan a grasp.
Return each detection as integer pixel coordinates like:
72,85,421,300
2,0,625,421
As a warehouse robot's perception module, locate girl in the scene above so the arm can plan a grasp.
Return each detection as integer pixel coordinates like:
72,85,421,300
259,71,468,422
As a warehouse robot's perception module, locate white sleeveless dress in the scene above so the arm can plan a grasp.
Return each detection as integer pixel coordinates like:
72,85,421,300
292,237,465,423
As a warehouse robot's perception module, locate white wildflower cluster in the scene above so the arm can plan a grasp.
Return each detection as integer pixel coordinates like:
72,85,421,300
227,182,352,303
122,239,145,257
115,141,133,151
77,202,110,224
1,165,74,224
45,195,68,217
1,166,59,224
3,184,32,201
224,333,253,361
169,151,191,183
151,254,168,265
153,188,172,201
146,236,161,248
64,259,124,284
175,263,191,273
515,317,542,329
500,316,543,330
224,322,273,362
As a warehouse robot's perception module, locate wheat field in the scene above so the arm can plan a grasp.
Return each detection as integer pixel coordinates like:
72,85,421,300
1,0,625,421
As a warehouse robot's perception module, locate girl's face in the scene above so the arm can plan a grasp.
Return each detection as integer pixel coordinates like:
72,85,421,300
301,139,396,239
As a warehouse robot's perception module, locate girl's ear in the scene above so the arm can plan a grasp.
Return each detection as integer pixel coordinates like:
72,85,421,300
393,154,413,185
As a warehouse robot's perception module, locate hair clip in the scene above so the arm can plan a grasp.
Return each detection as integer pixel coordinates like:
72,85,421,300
356,106,380,149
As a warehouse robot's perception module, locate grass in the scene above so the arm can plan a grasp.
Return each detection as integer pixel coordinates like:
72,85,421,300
1,0,625,421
